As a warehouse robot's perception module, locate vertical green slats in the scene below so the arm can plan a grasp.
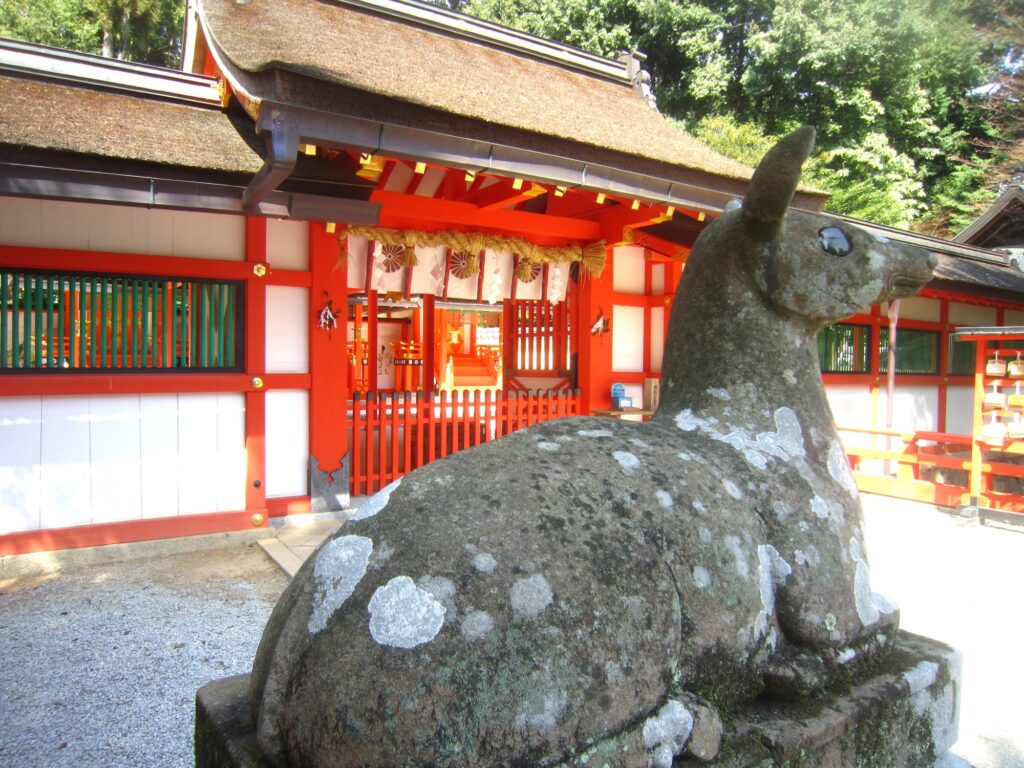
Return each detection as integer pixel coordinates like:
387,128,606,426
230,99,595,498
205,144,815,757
1,272,8,368
226,285,236,367
90,277,99,368
78,278,86,367
29,274,37,367
112,278,121,368
189,283,198,367
56,275,65,368
154,281,162,368
170,283,178,368
131,279,140,368
98,277,108,368
31,274,41,367
216,284,226,368
142,280,151,368
43,275,52,367
200,283,210,368
123,277,131,368
13,274,22,368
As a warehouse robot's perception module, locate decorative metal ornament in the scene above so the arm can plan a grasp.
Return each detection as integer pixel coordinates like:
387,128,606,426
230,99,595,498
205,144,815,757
514,259,541,283
450,251,479,279
380,244,406,273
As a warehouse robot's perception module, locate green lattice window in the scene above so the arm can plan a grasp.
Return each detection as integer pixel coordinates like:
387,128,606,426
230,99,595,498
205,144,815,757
818,323,870,373
1,269,242,371
879,328,939,374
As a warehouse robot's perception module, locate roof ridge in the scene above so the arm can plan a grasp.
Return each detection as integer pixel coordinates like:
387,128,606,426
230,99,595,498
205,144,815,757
325,0,634,84
0,37,222,107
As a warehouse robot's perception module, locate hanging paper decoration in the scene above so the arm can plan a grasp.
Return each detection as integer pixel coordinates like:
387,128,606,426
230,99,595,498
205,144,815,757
318,298,339,336
486,253,504,305
450,251,480,280
514,259,541,283
343,226,606,277
548,263,566,304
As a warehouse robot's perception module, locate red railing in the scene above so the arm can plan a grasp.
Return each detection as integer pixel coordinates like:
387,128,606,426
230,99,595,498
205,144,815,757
346,388,581,495
837,424,1024,514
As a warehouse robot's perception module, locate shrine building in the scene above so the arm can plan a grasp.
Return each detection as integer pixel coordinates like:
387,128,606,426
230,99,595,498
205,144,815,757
3,0,1024,555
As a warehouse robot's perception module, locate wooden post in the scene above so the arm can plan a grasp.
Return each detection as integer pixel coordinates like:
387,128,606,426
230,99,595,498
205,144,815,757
309,222,349,479
244,216,268,524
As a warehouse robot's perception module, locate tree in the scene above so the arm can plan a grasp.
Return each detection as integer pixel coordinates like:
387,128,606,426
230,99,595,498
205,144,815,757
463,0,998,230
0,0,184,67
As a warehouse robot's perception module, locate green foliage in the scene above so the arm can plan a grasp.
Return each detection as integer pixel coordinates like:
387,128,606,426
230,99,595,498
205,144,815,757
464,0,1003,231
0,0,184,67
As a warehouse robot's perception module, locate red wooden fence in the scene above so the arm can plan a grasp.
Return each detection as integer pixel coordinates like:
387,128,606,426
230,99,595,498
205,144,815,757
346,388,581,495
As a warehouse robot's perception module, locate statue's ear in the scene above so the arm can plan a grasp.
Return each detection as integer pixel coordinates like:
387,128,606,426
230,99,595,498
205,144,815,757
741,126,816,241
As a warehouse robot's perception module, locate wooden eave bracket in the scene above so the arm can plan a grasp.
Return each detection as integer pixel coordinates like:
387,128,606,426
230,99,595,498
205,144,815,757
243,107,301,210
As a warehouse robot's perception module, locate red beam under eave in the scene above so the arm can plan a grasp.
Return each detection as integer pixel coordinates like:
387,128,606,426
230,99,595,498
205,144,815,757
371,190,600,242
629,231,692,262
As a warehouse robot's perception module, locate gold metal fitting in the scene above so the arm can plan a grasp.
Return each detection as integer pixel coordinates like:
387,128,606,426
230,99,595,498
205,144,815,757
251,513,265,527
252,376,264,389
253,263,267,277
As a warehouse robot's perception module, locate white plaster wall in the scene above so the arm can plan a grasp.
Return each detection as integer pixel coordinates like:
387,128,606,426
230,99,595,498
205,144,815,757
611,305,644,372
0,393,246,532
1005,310,1024,326
514,269,543,301
612,245,645,295
0,196,244,261
266,219,309,270
651,264,665,295
874,385,940,432
266,286,310,373
948,302,997,327
649,306,665,373
946,386,974,436
346,235,369,289
826,383,875,448
265,389,309,498
882,296,940,322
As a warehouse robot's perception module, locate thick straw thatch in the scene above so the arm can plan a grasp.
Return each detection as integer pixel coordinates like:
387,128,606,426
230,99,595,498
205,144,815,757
198,0,754,182
0,75,263,173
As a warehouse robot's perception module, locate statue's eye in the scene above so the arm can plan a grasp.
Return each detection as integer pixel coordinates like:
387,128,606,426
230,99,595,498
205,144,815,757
818,226,852,257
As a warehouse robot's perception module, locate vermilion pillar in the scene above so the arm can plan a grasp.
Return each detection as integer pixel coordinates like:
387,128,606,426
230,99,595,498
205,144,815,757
244,216,268,522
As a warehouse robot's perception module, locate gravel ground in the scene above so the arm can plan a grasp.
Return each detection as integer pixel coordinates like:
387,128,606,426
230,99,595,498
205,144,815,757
0,540,287,768
0,495,1022,768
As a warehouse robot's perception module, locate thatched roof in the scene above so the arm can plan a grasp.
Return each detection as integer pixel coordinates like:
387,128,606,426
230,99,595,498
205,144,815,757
0,74,264,174
196,0,758,185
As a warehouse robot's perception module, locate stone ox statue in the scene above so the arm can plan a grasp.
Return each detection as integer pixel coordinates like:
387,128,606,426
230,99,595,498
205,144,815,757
249,127,936,766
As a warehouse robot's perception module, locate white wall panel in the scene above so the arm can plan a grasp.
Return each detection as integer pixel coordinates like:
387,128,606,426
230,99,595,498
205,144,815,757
874,385,940,432
651,264,665,295
267,219,309,270
882,297,940,322
39,397,92,529
177,394,221,515
611,305,645,372
216,394,246,511
0,197,244,260
612,245,645,294
0,397,42,533
89,396,142,524
139,394,180,520
946,386,974,436
649,307,665,373
514,268,543,300
949,302,996,327
266,286,310,373
1005,310,1024,326
265,390,309,498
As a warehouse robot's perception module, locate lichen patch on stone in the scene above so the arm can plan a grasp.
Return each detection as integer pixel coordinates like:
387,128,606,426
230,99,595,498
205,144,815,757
510,574,553,620
642,699,694,768
367,576,446,649
308,535,373,635
577,428,614,438
613,450,641,474
693,565,711,589
460,609,495,641
537,441,562,452
350,478,401,521
723,478,743,500
473,552,498,574
655,489,673,509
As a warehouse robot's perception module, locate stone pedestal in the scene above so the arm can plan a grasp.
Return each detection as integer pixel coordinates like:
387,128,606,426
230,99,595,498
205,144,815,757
196,632,960,768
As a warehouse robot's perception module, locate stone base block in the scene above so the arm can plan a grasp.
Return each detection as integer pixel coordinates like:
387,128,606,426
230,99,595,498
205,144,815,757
196,632,960,768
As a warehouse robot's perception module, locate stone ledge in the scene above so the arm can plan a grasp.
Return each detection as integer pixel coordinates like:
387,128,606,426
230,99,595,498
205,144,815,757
195,632,960,768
